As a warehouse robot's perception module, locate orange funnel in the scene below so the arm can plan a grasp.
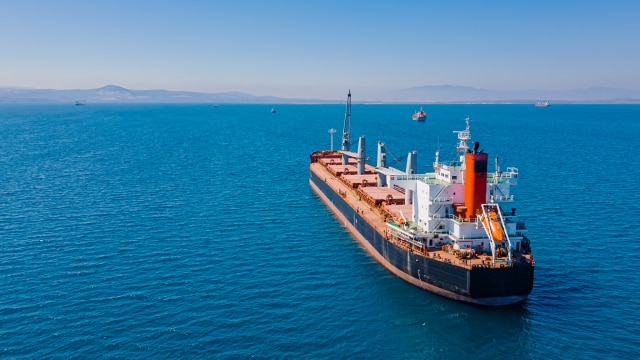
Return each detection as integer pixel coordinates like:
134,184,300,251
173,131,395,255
464,152,488,219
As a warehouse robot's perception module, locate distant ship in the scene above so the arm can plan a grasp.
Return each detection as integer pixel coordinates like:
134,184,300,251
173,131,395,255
213,104,219,108
75,100,86,106
309,91,534,306
412,107,426,121
535,101,550,107
271,107,277,113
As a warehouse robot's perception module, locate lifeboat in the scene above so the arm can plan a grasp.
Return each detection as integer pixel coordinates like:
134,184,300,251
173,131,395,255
483,210,504,243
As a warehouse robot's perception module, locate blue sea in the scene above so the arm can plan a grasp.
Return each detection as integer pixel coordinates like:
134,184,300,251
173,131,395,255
1,103,639,359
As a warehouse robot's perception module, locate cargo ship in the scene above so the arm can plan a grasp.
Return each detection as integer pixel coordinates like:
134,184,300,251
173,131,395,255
309,91,534,306
412,107,427,121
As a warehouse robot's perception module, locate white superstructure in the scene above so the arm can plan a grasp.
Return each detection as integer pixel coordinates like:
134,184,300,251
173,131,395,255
377,118,528,266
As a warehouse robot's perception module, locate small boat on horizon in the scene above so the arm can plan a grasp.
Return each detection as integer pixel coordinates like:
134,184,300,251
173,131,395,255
271,107,277,113
412,107,426,121
535,101,550,107
75,100,86,106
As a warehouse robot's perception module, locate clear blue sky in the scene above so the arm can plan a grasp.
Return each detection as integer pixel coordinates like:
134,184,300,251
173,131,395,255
1,0,639,99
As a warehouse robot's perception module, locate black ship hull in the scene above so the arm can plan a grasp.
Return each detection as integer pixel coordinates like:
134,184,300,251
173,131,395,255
310,170,534,306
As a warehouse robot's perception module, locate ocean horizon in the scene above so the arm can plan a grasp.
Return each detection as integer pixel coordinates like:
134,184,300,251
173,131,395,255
1,103,639,358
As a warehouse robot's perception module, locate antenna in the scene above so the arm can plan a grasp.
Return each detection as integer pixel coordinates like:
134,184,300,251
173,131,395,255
453,116,472,163
328,128,336,151
433,137,441,169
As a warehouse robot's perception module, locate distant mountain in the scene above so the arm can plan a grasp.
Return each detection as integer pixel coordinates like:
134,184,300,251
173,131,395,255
1,84,638,104
386,85,640,103
0,85,332,104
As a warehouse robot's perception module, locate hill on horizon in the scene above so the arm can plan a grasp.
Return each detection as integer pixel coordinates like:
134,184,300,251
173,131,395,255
1,84,639,104
0,85,324,104
384,85,640,103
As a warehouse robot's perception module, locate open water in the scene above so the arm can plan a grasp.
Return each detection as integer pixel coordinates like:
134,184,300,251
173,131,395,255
1,102,639,359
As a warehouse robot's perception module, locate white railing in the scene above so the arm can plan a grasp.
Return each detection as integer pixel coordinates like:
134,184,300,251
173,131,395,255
493,195,514,201
394,174,429,181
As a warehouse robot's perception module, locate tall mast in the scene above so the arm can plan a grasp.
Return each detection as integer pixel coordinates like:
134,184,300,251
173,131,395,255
453,116,472,165
341,90,352,165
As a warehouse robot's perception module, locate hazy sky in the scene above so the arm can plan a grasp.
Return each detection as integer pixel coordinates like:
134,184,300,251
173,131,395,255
2,0,639,99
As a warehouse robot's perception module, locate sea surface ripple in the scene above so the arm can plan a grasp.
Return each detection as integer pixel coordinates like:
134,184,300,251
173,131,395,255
1,103,639,359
